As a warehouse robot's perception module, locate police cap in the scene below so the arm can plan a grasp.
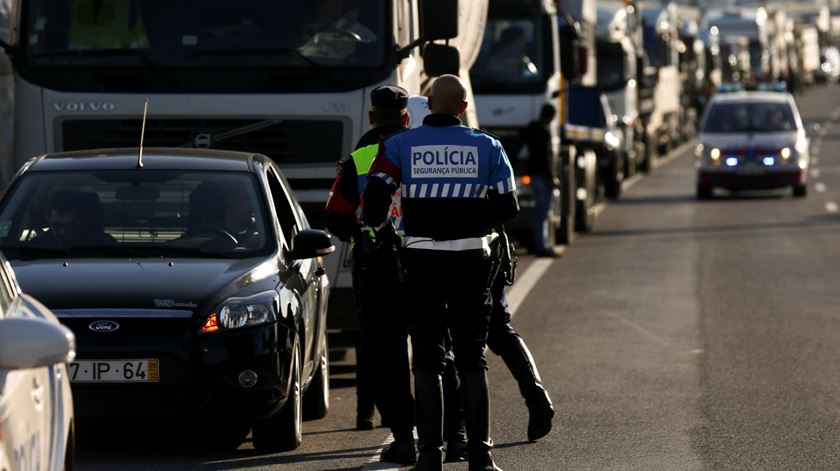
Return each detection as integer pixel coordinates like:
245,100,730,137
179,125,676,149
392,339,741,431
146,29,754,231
370,85,409,109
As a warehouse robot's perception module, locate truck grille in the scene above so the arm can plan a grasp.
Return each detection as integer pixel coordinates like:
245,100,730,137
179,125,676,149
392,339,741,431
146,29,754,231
61,118,344,165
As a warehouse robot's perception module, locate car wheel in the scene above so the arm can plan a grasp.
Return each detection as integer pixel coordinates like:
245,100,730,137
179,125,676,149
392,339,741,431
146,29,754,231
303,334,330,420
252,339,302,452
793,184,807,198
639,134,653,174
696,184,713,200
604,156,622,200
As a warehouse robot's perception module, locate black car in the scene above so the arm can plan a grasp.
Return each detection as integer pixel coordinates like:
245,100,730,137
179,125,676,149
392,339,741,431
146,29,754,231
0,148,334,451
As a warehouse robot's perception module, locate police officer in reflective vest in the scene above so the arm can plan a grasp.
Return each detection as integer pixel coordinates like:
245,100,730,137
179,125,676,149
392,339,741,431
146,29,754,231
325,85,416,465
364,75,518,471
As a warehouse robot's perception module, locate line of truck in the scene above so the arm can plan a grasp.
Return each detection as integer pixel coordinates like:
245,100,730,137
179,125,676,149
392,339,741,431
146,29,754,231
0,0,836,334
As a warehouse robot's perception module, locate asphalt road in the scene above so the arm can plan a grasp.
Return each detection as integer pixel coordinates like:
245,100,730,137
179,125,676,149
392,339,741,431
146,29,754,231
76,84,840,470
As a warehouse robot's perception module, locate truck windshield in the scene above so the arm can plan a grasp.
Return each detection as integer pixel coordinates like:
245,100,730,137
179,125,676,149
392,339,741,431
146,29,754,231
18,0,389,92
596,42,626,92
471,17,547,93
703,101,797,134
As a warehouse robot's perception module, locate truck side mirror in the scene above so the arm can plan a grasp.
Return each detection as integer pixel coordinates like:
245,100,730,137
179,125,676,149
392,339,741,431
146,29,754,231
420,0,459,40
559,15,582,81
424,44,460,77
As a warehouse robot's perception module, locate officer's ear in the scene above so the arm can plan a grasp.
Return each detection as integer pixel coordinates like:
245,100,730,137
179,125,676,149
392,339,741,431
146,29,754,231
401,111,409,127
458,101,468,116
369,110,375,126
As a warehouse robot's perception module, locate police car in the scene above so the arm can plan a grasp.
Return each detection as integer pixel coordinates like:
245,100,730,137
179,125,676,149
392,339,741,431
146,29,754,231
0,148,334,452
0,252,75,471
696,90,809,198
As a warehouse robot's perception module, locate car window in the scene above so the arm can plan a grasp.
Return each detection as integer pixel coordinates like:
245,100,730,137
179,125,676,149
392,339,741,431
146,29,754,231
0,170,274,258
265,167,300,249
704,100,797,133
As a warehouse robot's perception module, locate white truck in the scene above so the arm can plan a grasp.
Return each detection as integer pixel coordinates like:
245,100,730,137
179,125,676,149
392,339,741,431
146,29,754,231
639,2,681,156
0,0,488,333
702,7,772,83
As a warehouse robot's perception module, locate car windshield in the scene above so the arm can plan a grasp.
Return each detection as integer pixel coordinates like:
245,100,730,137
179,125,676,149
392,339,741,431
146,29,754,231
21,0,386,68
0,170,274,259
703,101,797,133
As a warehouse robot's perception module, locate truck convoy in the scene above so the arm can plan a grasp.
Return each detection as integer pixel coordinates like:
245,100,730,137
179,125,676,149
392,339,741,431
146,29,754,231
0,0,488,333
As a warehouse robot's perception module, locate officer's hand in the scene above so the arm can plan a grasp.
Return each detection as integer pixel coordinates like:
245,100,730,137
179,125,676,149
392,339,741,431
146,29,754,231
552,177,561,188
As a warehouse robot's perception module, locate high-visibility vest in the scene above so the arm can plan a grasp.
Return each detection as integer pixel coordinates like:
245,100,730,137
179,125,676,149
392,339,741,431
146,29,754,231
351,143,403,232
68,0,149,49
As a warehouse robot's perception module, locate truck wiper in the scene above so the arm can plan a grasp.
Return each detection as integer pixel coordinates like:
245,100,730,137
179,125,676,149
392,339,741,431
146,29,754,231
30,49,179,85
191,47,341,87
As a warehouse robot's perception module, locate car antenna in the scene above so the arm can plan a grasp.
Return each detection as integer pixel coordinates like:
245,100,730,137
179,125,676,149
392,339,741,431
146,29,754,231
137,98,149,169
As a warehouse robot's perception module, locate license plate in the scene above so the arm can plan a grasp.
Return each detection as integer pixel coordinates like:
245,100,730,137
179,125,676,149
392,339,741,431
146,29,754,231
69,359,159,383
737,166,766,176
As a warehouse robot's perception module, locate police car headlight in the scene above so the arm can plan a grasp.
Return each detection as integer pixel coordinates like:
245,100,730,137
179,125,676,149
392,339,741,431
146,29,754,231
200,291,278,334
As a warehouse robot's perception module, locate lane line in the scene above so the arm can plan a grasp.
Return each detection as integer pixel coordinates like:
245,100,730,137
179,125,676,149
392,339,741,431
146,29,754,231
815,182,827,193
827,201,839,213
654,141,694,169
602,311,671,347
508,257,558,317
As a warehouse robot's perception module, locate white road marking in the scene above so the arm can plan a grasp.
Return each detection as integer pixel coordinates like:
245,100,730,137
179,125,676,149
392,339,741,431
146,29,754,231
815,182,827,193
622,173,644,192
827,201,839,213
811,168,821,178
508,256,559,317
654,141,695,169
602,311,670,347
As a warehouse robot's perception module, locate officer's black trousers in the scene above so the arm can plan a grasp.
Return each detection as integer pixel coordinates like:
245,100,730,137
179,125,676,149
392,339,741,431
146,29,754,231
401,248,492,375
352,243,414,440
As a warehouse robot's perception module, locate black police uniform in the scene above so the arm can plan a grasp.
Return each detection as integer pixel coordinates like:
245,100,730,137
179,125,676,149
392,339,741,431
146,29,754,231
364,112,519,471
325,86,415,463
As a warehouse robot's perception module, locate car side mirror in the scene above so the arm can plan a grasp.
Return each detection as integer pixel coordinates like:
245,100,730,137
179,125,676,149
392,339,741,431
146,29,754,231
0,316,76,369
290,229,335,260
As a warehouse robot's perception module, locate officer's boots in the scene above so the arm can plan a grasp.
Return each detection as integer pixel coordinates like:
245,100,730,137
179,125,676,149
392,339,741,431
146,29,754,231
410,370,444,471
461,370,503,471
500,336,555,442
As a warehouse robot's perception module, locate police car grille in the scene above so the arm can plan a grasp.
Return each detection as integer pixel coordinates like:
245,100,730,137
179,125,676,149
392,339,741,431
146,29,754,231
61,118,344,165
61,317,192,341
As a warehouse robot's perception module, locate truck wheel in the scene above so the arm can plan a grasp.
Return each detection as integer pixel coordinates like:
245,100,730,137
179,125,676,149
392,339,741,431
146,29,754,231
557,154,575,245
604,156,622,200
639,135,653,174
792,184,807,198
253,339,303,452
303,335,330,420
696,184,713,200
574,150,597,233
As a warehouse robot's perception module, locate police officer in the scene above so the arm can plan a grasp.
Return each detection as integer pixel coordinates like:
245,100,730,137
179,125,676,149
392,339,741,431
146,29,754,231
325,85,416,465
364,75,518,471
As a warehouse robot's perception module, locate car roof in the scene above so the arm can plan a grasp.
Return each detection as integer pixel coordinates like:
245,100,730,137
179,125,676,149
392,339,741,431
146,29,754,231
24,147,267,173
709,91,794,105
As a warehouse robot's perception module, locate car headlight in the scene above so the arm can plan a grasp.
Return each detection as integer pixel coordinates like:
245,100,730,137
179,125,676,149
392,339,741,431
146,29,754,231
200,291,278,334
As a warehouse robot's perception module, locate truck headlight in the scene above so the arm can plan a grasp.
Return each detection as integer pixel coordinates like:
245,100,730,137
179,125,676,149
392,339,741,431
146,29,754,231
200,291,278,334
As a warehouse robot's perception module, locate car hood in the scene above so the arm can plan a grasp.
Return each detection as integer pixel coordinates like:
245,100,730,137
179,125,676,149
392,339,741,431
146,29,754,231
10,257,279,314
700,131,800,150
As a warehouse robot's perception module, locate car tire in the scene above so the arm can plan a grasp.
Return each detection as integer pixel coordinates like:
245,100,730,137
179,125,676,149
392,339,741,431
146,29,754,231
604,156,622,200
253,339,302,452
793,184,807,198
696,184,713,200
303,334,330,420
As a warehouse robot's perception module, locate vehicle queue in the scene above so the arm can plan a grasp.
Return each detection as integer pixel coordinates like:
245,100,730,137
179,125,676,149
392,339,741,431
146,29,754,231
0,0,839,470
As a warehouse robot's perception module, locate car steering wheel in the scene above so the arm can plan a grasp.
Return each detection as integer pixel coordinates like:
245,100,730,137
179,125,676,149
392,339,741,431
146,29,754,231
188,226,239,246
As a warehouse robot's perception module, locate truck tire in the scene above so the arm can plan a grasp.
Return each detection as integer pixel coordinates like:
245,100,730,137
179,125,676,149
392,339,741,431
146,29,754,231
639,134,653,174
604,153,623,200
556,161,575,245
574,149,597,232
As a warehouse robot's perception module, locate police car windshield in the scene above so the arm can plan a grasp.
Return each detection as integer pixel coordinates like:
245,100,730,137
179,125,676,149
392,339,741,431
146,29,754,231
0,170,274,259
703,101,797,134
21,0,386,69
